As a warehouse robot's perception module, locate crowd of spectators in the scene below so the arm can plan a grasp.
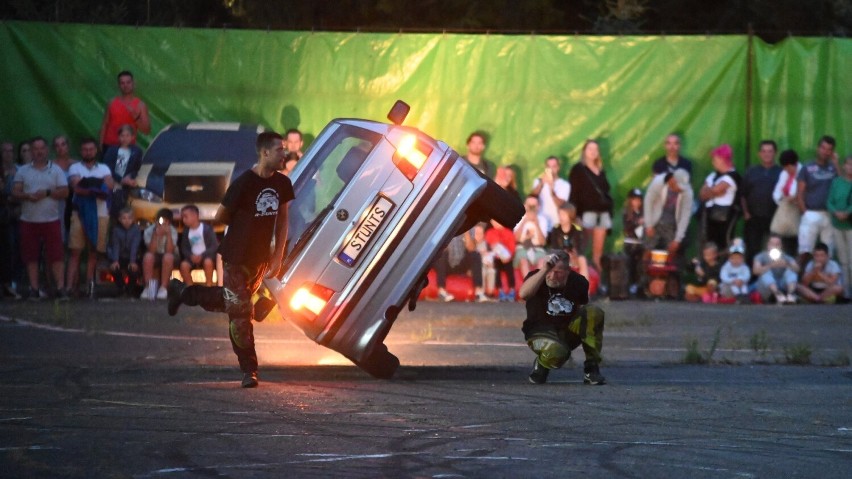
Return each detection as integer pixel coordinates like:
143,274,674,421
1,70,849,306
442,132,851,305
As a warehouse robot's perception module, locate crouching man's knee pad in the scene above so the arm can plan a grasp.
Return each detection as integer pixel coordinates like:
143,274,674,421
527,335,570,369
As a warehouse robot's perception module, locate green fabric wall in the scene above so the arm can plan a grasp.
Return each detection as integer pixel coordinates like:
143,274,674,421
1,22,849,244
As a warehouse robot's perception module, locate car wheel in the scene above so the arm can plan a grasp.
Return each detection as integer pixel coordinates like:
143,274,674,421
468,178,525,229
357,344,400,379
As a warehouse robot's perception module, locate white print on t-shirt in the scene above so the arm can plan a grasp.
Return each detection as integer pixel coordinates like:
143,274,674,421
255,188,279,217
547,292,574,316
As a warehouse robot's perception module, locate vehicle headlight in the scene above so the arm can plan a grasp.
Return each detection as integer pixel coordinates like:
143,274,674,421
393,134,432,181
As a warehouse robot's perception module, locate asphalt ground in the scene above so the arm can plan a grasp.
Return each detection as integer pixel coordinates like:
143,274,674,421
0,298,850,478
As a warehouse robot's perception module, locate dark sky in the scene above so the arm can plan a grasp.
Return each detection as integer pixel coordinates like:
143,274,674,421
2,0,850,42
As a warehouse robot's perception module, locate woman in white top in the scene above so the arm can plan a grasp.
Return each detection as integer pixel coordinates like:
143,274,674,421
699,144,740,250
771,149,802,255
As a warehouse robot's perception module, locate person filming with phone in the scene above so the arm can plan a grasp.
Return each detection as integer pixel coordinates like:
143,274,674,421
520,251,606,386
752,234,800,304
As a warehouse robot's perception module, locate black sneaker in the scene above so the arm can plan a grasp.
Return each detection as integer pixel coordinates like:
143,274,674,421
253,296,276,322
583,370,606,385
167,279,186,316
241,372,259,388
528,359,549,384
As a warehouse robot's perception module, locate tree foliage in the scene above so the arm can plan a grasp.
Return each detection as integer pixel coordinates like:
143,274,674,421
1,0,849,41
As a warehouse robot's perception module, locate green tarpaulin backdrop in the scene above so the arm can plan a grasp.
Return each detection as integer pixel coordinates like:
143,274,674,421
1,21,849,242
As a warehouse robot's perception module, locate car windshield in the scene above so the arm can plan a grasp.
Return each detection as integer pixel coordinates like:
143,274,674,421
286,124,382,255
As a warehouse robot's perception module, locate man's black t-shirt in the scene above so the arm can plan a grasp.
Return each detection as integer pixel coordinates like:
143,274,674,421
218,168,294,270
522,269,589,338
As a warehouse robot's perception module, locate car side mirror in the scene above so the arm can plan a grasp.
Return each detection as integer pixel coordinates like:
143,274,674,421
387,100,410,125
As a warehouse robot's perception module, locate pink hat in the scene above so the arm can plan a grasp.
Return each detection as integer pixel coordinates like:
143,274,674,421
711,144,733,169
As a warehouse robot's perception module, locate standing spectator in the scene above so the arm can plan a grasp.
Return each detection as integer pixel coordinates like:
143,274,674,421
65,138,114,298
0,141,20,298
18,141,32,165
741,140,782,269
652,133,693,176
826,155,852,300
52,135,77,244
797,242,844,304
461,131,494,179
166,131,295,388
622,188,645,295
719,241,750,302
569,140,613,273
684,242,723,303
433,228,489,303
494,165,521,203
771,149,802,256
643,169,694,295
529,156,570,230
102,124,143,218
10,136,69,300
279,128,304,176
485,220,517,302
547,203,589,282
699,144,740,250
284,128,304,159
797,135,838,261
107,207,141,298
141,208,178,300
752,235,799,304
98,70,151,151
178,204,218,287
514,195,549,278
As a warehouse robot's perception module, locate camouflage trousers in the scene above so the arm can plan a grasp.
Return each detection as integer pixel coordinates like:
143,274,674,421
181,261,267,374
526,304,605,371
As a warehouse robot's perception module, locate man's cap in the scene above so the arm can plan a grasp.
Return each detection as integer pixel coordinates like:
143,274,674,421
628,188,643,198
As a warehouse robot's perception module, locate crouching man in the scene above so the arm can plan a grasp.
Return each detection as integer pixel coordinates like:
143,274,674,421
520,251,606,385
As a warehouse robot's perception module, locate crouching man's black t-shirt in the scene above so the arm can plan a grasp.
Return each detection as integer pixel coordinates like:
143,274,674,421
218,169,294,270
522,269,589,339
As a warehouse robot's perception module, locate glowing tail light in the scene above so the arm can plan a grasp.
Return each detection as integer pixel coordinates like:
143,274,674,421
393,134,432,181
290,283,334,318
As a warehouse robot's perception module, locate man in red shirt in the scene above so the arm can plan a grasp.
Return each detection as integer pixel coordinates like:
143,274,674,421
98,70,151,151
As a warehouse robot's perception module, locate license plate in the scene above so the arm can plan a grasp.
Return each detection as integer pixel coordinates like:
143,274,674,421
337,196,395,267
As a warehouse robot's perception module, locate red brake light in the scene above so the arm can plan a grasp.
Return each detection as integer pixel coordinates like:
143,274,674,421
393,134,432,181
289,283,334,319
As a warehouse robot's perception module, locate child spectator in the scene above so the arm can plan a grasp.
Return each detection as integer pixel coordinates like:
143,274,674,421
684,242,723,303
547,203,590,281
796,242,844,304
485,220,516,302
752,234,799,304
622,188,644,295
178,204,218,287
141,208,178,300
514,195,548,278
719,240,751,302
102,124,143,218
107,207,141,297
473,223,495,296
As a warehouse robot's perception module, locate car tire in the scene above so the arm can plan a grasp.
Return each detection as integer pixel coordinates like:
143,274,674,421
357,344,400,379
468,178,525,229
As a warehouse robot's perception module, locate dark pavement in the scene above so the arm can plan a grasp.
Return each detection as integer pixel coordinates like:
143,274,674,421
0,298,850,478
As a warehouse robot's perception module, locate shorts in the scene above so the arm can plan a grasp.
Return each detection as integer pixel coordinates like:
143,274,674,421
581,211,612,229
183,254,215,268
68,211,109,253
19,220,64,263
513,245,547,267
